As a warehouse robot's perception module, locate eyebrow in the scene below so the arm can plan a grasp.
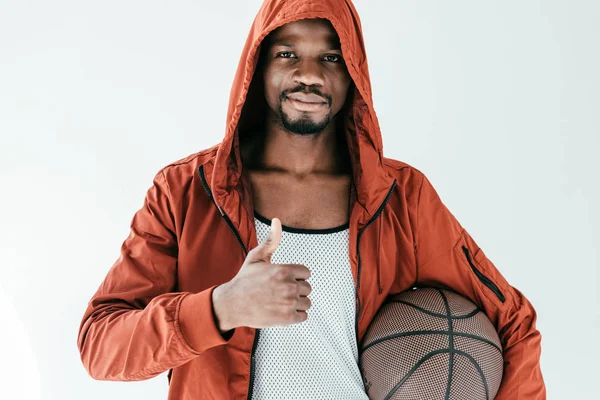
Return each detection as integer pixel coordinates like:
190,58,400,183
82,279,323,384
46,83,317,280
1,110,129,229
271,34,341,50
272,40,295,47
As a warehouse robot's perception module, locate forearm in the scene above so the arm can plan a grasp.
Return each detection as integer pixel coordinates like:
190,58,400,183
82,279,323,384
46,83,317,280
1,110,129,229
78,286,234,381
78,292,199,381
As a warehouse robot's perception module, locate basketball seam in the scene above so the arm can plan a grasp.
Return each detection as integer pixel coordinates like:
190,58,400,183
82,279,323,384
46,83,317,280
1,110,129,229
359,330,503,355
384,350,449,400
389,299,482,320
440,289,454,400
452,351,491,400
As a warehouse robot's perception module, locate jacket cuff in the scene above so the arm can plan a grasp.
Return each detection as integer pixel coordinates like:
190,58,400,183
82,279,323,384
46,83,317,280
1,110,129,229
177,286,235,354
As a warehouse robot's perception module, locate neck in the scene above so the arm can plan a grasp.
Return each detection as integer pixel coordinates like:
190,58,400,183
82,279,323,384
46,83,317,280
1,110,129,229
246,113,349,178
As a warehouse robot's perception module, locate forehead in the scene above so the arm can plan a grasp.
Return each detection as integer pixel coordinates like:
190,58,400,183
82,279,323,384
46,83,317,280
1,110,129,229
267,18,341,49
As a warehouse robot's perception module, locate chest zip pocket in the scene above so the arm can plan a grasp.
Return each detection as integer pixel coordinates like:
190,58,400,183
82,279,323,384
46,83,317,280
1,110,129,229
461,246,505,303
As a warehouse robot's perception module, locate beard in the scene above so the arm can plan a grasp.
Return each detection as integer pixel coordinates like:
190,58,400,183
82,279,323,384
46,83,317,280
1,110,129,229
275,86,334,136
277,103,333,135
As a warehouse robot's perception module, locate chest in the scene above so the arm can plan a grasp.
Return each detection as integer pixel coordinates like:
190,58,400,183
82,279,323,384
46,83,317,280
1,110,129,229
248,172,352,230
175,168,419,344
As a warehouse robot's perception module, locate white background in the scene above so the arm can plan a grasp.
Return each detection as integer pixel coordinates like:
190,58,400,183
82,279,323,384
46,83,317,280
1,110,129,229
1,1,598,399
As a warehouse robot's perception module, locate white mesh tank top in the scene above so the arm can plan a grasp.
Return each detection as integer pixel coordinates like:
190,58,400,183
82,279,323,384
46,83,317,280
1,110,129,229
250,211,369,400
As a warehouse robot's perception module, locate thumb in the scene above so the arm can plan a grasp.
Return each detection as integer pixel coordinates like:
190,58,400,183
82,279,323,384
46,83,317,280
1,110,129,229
252,217,282,263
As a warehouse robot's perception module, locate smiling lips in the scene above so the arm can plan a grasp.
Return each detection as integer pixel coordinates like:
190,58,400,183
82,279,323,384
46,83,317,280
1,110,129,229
286,93,328,112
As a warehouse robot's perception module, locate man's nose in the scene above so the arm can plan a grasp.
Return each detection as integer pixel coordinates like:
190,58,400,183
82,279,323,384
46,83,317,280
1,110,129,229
292,59,325,87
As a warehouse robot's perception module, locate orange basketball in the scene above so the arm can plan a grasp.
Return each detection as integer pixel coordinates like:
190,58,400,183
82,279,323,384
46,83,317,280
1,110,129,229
359,287,504,400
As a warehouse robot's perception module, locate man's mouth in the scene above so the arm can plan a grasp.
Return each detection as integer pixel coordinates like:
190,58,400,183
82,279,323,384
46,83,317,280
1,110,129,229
286,96,328,112
287,92,327,104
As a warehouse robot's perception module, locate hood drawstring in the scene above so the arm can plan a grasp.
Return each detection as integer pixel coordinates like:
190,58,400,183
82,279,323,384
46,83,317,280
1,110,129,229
377,215,383,294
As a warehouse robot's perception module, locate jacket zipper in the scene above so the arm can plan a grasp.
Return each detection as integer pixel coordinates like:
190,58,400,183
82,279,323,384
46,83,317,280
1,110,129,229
354,179,397,345
199,166,248,254
376,217,382,294
198,166,258,399
461,245,505,303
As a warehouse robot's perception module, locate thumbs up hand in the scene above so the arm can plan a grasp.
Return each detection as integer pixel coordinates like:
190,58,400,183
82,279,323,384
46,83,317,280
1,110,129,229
213,218,313,331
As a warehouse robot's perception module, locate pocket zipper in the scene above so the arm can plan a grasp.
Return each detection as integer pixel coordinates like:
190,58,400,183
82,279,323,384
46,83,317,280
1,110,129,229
461,246,505,303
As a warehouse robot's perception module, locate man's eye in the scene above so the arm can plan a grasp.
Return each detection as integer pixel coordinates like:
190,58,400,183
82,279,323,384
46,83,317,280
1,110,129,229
324,55,342,63
277,52,295,58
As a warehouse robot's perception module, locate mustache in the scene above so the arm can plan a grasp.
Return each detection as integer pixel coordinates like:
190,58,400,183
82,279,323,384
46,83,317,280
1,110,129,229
280,85,332,107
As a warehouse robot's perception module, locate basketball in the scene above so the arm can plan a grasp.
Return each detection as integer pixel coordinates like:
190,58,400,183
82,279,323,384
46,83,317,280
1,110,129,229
359,287,504,400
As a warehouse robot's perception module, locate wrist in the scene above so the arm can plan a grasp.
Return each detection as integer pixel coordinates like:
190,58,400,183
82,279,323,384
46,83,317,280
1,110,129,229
212,282,235,333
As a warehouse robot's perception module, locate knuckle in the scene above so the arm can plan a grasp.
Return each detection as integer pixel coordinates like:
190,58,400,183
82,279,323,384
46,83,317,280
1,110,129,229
272,266,285,279
283,293,296,306
286,283,298,296
282,283,296,297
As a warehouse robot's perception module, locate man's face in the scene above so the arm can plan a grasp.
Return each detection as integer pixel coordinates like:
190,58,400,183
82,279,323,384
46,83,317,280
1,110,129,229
261,18,352,136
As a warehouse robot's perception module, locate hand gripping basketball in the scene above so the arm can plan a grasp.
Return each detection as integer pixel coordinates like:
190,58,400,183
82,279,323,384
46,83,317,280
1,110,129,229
223,217,313,329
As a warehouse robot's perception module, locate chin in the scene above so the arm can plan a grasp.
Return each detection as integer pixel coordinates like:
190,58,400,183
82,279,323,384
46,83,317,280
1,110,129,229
282,116,331,135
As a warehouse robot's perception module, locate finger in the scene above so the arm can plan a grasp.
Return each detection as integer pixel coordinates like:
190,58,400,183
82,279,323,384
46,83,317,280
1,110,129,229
296,295,311,311
251,217,282,262
291,264,311,281
297,280,312,296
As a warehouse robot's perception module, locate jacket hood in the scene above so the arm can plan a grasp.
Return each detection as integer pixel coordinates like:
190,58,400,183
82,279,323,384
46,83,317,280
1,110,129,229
211,0,395,219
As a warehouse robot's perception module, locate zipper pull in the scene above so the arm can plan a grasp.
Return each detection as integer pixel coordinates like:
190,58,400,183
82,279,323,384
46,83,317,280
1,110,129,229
217,205,225,216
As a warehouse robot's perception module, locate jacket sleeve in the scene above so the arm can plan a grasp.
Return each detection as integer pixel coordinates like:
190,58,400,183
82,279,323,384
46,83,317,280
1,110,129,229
77,170,234,381
414,172,546,399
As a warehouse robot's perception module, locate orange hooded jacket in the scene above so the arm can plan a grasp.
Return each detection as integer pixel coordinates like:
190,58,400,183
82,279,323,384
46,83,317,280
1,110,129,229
77,0,546,398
